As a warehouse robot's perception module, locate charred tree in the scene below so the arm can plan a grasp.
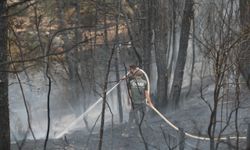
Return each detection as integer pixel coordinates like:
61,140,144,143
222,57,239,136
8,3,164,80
0,0,10,149
239,0,250,89
154,0,169,107
170,0,193,108
115,0,123,123
142,0,152,77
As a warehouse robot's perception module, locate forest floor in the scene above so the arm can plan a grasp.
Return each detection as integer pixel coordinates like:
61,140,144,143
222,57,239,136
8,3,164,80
11,85,250,150
10,68,250,150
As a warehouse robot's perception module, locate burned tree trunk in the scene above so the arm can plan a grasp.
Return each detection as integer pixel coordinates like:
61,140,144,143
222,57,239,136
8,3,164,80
247,124,250,150
0,0,10,149
115,0,123,123
142,0,152,77
170,0,193,108
239,0,250,89
154,0,169,107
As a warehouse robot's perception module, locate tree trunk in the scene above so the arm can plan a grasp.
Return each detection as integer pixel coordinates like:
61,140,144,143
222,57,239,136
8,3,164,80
168,0,177,83
154,0,168,107
170,0,193,108
179,128,185,150
186,18,195,96
0,1,10,149
239,0,250,89
115,0,123,123
115,50,123,123
247,124,250,150
142,0,152,77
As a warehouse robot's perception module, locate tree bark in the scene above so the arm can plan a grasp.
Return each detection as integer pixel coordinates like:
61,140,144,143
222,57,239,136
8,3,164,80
0,0,10,149
154,0,168,107
170,0,193,108
168,0,177,83
186,18,195,96
98,48,115,150
239,0,250,89
247,124,250,150
142,0,152,77
115,0,123,123
98,0,110,149
179,128,185,150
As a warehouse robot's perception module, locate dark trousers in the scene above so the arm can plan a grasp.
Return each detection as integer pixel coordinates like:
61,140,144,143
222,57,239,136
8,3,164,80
128,103,146,126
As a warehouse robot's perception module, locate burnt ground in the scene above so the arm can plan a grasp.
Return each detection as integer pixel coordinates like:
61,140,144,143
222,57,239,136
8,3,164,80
10,81,250,150
11,110,248,150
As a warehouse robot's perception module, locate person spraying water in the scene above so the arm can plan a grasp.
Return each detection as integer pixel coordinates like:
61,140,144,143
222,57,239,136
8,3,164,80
121,65,153,137
57,65,246,142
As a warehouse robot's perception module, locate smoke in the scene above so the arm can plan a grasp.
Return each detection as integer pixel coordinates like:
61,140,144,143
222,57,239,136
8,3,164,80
9,65,131,141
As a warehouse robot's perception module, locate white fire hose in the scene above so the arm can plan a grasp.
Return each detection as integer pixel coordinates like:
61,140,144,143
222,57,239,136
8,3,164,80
57,68,247,141
139,68,246,141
